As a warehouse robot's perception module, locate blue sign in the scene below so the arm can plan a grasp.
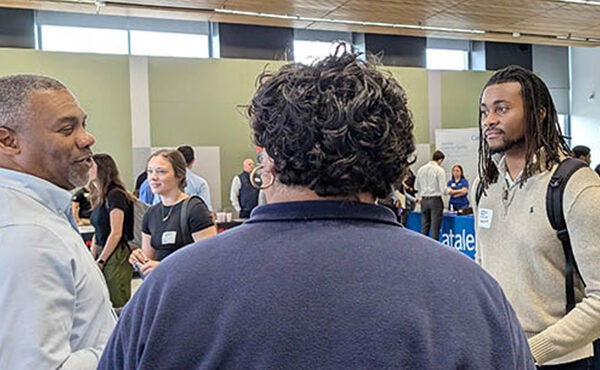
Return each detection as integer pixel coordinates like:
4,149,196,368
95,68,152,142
406,212,476,259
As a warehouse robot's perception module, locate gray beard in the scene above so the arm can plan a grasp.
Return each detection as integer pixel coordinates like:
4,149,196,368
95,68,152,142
489,136,526,154
68,168,90,189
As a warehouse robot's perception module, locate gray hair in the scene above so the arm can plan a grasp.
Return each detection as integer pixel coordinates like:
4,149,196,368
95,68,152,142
0,74,67,130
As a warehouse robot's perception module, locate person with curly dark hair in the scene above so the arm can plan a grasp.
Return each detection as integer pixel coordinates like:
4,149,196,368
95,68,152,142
99,45,533,369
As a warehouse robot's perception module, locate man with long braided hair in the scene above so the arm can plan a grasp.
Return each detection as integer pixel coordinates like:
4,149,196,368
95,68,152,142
474,65,600,368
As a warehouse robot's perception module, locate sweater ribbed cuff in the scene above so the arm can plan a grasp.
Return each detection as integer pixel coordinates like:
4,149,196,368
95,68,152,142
528,333,555,365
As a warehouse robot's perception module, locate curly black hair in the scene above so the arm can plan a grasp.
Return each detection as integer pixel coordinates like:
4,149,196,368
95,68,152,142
248,44,415,200
478,65,571,191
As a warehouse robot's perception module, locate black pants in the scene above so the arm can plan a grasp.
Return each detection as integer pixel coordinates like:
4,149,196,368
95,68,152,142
537,357,593,369
401,198,416,226
421,196,443,241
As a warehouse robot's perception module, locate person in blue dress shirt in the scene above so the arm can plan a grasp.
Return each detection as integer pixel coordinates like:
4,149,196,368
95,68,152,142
446,164,470,211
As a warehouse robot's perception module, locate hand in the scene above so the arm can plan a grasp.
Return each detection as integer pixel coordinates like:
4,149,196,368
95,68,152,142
140,260,159,275
96,257,106,270
129,249,149,266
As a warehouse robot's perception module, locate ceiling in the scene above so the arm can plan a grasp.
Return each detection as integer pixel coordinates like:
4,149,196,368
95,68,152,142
2,0,600,47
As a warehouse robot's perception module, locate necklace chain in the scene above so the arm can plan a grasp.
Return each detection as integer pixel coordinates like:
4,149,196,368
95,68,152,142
161,204,174,222
161,194,187,222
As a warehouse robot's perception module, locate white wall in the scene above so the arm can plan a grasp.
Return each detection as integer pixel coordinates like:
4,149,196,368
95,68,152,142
570,47,600,169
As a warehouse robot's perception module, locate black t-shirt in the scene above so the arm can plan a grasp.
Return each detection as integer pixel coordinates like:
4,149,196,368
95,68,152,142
142,197,213,261
72,187,92,219
90,187,134,247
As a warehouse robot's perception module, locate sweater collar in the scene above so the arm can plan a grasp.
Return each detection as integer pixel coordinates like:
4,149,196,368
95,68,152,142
246,200,400,226
491,147,557,186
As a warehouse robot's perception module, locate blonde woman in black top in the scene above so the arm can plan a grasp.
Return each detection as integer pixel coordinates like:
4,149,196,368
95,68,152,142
129,150,216,277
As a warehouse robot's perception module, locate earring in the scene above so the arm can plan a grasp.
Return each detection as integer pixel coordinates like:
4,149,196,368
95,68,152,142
250,164,275,190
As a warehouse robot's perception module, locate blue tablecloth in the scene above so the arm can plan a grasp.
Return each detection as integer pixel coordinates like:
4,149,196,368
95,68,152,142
406,211,476,259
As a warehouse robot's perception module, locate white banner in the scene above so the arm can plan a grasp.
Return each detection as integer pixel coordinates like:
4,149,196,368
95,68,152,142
434,128,480,187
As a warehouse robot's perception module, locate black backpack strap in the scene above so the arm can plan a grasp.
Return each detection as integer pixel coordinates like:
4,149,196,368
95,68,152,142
475,180,484,206
546,158,587,312
179,196,197,246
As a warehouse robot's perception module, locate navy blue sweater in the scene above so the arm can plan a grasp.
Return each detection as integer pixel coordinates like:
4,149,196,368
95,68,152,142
99,200,534,369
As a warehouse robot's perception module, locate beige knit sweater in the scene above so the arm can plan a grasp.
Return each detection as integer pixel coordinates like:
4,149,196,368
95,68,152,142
474,155,600,365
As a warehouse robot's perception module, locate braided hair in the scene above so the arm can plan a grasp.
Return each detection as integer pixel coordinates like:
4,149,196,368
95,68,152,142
477,65,571,191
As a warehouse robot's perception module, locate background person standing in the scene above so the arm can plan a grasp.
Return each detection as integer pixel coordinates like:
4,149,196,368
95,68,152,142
414,150,447,240
447,164,470,211
230,158,260,218
176,145,212,211
128,149,216,277
572,145,591,166
89,153,135,308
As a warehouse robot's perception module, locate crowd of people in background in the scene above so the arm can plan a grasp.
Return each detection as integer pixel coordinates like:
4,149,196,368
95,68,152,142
2,43,600,369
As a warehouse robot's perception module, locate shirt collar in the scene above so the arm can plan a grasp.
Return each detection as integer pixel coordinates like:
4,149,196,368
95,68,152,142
246,200,400,226
0,168,77,229
491,154,520,187
491,148,554,187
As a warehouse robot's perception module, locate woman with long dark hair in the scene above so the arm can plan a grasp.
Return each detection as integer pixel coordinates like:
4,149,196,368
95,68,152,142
89,153,134,308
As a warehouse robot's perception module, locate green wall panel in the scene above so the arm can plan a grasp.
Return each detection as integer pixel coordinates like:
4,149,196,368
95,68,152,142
0,48,132,186
384,66,430,143
440,70,493,129
148,57,286,208
0,47,497,206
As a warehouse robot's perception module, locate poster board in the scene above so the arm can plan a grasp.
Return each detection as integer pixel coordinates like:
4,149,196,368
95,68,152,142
411,144,432,174
434,128,480,186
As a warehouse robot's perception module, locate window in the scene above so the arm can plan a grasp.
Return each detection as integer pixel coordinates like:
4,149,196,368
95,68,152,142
558,114,571,146
293,40,338,64
40,25,128,55
37,12,211,58
426,48,468,70
130,30,209,58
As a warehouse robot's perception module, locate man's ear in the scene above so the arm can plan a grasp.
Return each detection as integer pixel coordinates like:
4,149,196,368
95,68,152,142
0,127,21,155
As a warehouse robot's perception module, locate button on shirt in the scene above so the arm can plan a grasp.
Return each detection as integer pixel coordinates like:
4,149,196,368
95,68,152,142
0,169,117,370
415,161,447,197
